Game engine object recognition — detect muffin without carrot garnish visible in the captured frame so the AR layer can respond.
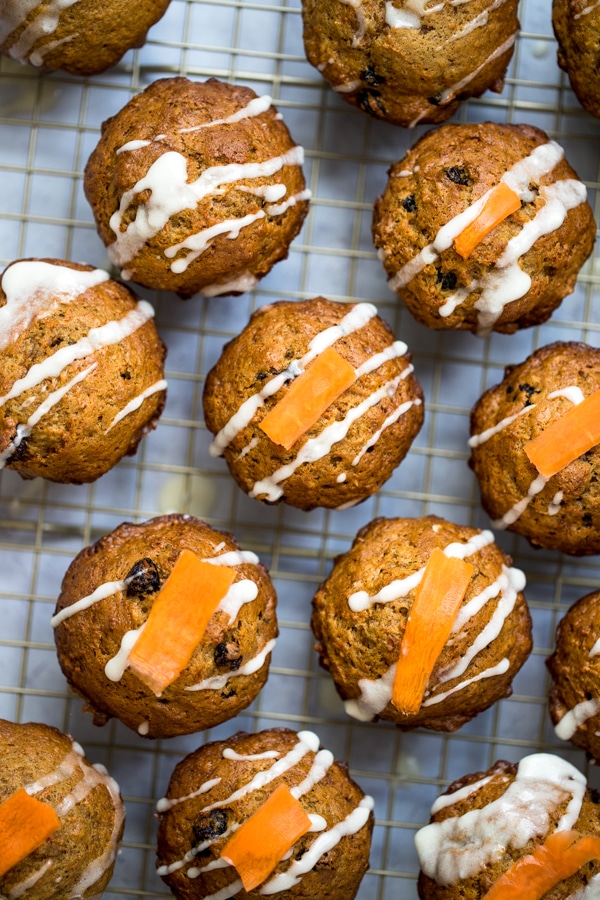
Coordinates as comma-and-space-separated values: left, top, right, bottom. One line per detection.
372, 122, 595, 336
52, 514, 278, 739
553, 0, 600, 119
0, 0, 171, 74
469, 342, 600, 556
416, 753, 600, 899
0, 718, 125, 900
203, 297, 424, 511
311, 515, 531, 731
0, 258, 166, 484
547, 590, 600, 761
301, 0, 519, 128
155, 728, 374, 899
84, 77, 310, 299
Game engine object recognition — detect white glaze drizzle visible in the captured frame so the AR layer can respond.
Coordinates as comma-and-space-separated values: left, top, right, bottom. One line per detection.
239, 184, 287, 202
437, 0, 509, 48
548, 491, 563, 515
569, 873, 600, 898
235, 436, 258, 461
438, 31, 516, 104
156, 777, 222, 813
415, 753, 587, 886
137, 720, 150, 736
338, 0, 367, 45
166, 210, 266, 274
104, 378, 167, 433
7, 859, 53, 899
348, 528, 494, 612
0, 301, 155, 409
199, 271, 258, 298
209, 302, 378, 456
105, 625, 145, 682
590, 638, 600, 658
468, 405, 534, 448
555, 698, 600, 740
108, 146, 305, 272
332, 79, 363, 93
265, 188, 312, 217
3, 0, 83, 66
183, 637, 276, 691
574, 0, 600, 17
222, 749, 281, 761
0, 260, 108, 351
352, 396, 421, 467
430, 775, 494, 814
421, 658, 510, 706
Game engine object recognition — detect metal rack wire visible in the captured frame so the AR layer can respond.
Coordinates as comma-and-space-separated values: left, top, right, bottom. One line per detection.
1, 0, 600, 896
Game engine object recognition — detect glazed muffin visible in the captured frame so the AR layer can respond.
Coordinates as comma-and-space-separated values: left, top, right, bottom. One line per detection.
0, 719, 125, 900
203, 297, 424, 511
302, 0, 519, 127
373, 122, 595, 336
553, 0, 600, 119
84, 77, 310, 298
416, 753, 600, 898
0, 0, 171, 75
311, 516, 531, 731
0, 258, 166, 484
469, 342, 600, 555
547, 590, 600, 760
156, 728, 374, 898
52, 514, 278, 739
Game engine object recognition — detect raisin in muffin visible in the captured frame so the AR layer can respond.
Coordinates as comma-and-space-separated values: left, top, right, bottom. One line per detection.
52, 514, 278, 739
0, 719, 125, 900
302, 0, 519, 127
469, 342, 600, 555
203, 297, 424, 511
84, 77, 310, 298
0, 258, 166, 484
553, 0, 600, 119
0, 0, 171, 74
547, 590, 600, 760
311, 516, 531, 731
373, 122, 595, 336
156, 728, 374, 898
416, 753, 600, 898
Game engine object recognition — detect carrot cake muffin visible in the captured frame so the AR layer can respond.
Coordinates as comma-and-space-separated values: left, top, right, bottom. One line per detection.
553, 0, 600, 119
416, 753, 600, 898
0, 258, 166, 484
203, 297, 424, 511
84, 77, 310, 298
469, 342, 600, 555
372, 122, 595, 335
311, 516, 531, 731
0, 0, 171, 75
0, 718, 125, 900
52, 514, 278, 739
547, 589, 600, 761
302, 0, 519, 127
156, 728, 374, 899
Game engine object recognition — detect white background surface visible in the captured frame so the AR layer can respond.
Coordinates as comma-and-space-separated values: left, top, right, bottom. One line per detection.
1, 0, 600, 896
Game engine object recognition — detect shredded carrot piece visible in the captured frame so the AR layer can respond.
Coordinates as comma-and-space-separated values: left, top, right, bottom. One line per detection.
524, 388, 600, 479
259, 346, 356, 450
454, 181, 521, 259
127, 549, 235, 695
0, 788, 61, 877
484, 829, 600, 899
221, 783, 312, 891
392, 548, 473, 715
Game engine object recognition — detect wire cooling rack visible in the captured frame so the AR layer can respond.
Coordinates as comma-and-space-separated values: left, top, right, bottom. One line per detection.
1, 0, 600, 896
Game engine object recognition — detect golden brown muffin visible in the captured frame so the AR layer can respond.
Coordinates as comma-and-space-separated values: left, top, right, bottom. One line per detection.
311, 516, 532, 731
416, 754, 600, 898
553, 0, 600, 119
84, 77, 310, 298
547, 590, 600, 761
372, 122, 595, 335
52, 514, 278, 739
469, 342, 600, 555
203, 297, 424, 511
0, 0, 171, 75
156, 728, 374, 899
0, 719, 125, 900
302, 0, 519, 127
0, 258, 166, 484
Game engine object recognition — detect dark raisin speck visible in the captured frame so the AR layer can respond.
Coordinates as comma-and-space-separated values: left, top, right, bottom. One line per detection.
126, 558, 160, 596
506, 385, 514, 394
192, 810, 228, 848
583, 513, 593, 527
436, 269, 457, 292
256, 372, 268, 381
428, 93, 443, 106
360, 65, 385, 86
356, 89, 387, 117
221, 687, 236, 699
120, 371, 131, 380
214, 641, 243, 670
445, 167, 471, 186
518, 383, 541, 406
8, 435, 29, 463
402, 194, 417, 212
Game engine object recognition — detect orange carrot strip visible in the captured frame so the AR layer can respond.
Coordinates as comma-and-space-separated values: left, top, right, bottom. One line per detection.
127, 549, 235, 695
524, 388, 600, 479
221, 783, 312, 891
454, 182, 521, 259
484, 829, 600, 900
0, 788, 61, 877
392, 548, 473, 715
259, 346, 356, 450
